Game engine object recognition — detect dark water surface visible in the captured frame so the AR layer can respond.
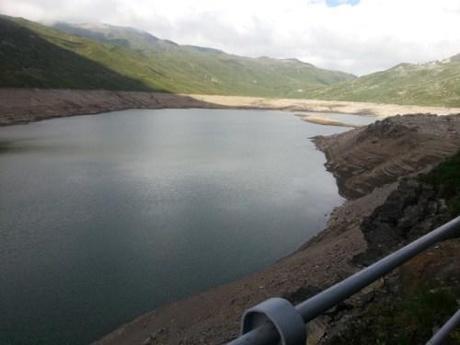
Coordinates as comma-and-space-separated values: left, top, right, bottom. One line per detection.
0, 109, 355, 345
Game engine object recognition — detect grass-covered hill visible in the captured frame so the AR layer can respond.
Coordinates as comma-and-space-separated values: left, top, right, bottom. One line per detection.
0, 16, 151, 91
0, 15, 355, 97
309, 55, 460, 107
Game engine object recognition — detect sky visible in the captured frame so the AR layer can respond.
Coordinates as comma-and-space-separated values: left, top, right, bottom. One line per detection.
1, 0, 459, 75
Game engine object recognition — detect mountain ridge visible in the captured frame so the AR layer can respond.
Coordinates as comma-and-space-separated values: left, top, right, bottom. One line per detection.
0, 14, 355, 97
309, 53, 460, 107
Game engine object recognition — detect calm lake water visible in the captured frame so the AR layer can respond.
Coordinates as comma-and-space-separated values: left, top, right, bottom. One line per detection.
0, 109, 370, 345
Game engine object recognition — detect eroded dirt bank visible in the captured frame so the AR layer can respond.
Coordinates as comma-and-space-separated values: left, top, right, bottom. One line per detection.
94, 114, 460, 345
313, 114, 460, 199
0, 89, 223, 126
2, 88, 460, 126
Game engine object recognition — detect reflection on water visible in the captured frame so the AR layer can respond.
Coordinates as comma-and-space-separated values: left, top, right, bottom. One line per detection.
0, 109, 350, 345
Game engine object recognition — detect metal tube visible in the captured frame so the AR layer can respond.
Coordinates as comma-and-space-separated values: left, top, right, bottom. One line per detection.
227, 216, 460, 345
426, 309, 460, 345
296, 216, 460, 321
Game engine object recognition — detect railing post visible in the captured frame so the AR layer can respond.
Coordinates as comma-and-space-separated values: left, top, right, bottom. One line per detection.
241, 298, 306, 345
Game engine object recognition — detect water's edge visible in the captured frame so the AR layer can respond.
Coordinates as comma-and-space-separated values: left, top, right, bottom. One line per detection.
1, 108, 353, 345
3, 88, 460, 127
90, 112, 364, 345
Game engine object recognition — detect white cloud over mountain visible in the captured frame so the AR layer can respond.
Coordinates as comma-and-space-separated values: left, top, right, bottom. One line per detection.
1, 0, 459, 75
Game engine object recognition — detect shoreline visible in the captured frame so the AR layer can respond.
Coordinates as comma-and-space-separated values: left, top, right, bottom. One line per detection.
92, 175, 397, 345
2, 88, 460, 127
92, 113, 460, 345
296, 113, 363, 128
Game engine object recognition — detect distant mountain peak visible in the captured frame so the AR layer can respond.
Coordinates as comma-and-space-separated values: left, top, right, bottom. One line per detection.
450, 53, 460, 62
52, 21, 162, 50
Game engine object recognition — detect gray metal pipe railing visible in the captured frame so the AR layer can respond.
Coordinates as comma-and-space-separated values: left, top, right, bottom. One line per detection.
227, 216, 460, 345
426, 309, 460, 345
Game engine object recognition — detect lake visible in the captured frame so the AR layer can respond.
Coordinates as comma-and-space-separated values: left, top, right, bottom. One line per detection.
0, 109, 370, 345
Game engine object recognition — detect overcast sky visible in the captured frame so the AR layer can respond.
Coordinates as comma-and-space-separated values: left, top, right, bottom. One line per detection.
1, 0, 459, 75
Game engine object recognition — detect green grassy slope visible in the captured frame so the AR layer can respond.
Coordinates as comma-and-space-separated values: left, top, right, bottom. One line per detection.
0, 15, 355, 97
52, 22, 356, 97
0, 16, 151, 90
309, 56, 460, 107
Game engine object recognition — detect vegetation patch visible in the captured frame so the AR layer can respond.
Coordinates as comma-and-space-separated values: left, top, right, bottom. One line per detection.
420, 150, 460, 217
327, 283, 460, 345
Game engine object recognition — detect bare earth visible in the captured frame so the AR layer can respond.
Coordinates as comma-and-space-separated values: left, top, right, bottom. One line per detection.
295, 113, 362, 128
189, 94, 460, 118
314, 114, 460, 199
2, 88, 460, 126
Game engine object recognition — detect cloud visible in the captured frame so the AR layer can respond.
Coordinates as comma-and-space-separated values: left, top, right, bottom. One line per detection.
326, 0, 360, 7
1, 0, 459, 75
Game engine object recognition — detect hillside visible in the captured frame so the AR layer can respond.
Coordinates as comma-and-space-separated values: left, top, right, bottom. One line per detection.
310, 56, 460, 107
0, 16, 151, 91
0, 15, 355, 97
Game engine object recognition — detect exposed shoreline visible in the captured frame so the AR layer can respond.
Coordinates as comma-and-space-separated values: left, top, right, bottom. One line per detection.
2, 88, 460, 126
295, 113, 362, 128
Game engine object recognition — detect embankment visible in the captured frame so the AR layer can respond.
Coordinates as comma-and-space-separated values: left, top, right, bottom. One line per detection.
93, 114, 460, 345
313, 114, 460, 199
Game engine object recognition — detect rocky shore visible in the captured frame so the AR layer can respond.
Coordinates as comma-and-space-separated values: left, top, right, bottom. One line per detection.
313, 114, 460, 199
92, 114, 460, 345
2, 88, 460, 126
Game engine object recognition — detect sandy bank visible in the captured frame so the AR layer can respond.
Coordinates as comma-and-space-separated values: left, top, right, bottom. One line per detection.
189, 94, 460, 117
295, 113, 361, 128
2, 88, 460, 126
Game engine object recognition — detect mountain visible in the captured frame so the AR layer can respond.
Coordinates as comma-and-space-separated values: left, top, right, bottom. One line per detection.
0, 15, 151, 91
309, 55, 460, 107
52, 22, 176, 51
0, 15, 355, 97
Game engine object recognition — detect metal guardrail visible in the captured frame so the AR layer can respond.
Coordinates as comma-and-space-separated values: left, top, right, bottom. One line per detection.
427, 309, 460, 345
227, 216, 460, 345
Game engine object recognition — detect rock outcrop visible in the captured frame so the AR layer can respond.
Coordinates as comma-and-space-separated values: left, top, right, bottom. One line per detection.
318, 171, 460, 345
314, 114, 460, 199
356, 178, 451, 264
